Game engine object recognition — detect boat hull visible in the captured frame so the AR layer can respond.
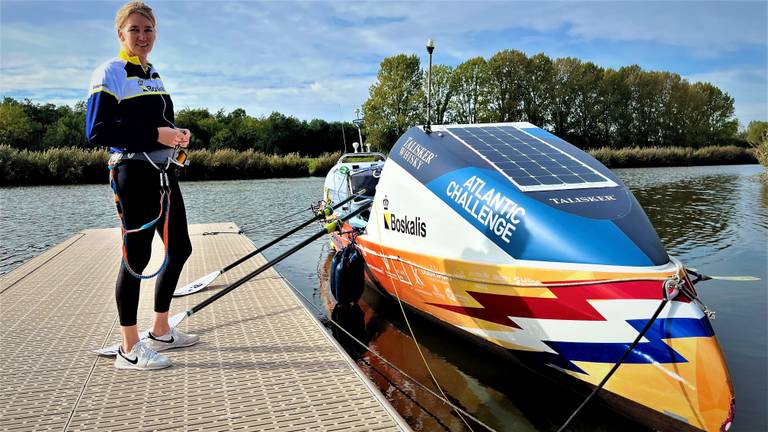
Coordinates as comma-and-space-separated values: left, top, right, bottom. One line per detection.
330, 232, 735, 432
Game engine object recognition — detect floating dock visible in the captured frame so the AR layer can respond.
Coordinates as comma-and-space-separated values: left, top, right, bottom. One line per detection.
0, 223, 407, 431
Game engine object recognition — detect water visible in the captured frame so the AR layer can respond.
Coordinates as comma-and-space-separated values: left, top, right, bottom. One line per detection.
1, 165, 765, 431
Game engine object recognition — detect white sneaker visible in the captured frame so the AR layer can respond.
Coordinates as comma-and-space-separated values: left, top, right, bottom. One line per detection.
146, 327, 200, 352
115, 340, 172, 370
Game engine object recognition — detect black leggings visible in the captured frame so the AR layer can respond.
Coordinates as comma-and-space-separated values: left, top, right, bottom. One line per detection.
112, 161, 192, 326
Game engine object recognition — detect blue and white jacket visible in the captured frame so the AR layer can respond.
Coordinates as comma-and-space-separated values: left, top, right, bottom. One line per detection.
86, 50, 175, 154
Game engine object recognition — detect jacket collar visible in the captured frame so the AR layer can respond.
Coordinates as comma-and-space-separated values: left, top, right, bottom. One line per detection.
119, 50, 150, 72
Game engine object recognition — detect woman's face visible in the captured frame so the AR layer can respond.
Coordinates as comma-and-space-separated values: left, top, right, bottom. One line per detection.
118, 13, 155, 59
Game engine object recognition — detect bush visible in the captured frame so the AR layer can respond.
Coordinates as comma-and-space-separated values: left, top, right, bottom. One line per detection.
308, 152, 342, 176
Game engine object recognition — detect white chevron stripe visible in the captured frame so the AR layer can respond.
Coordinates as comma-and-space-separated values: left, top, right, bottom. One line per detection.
458, 326, 559, 353
589, 299, 705, 321
458, 299, 706, 350
511, 318, 653, 343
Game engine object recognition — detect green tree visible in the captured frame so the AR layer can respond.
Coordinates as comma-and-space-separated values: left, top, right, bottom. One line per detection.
450, 56, 491, 124
626, 69, 665, 147
549, 57, 581, 139
210, 128, 236, 150
746, 120, 768, 146
176, 108, 216, 148
41, 102, 88, 148
700, 83, 738, 146
0, 100, 40, 149
258, 112, 306, 154
486, 50, 527, 122
599, 67, 633, 148
571, 61, 604, 147
363, 54, 424, 151
746, 120, 768, 166
523, 53, 553, 127
684, 82, 711, 147
426, 64, 454, 125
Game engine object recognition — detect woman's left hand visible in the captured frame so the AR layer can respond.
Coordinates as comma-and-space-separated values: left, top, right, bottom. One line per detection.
177, 128, 192, 148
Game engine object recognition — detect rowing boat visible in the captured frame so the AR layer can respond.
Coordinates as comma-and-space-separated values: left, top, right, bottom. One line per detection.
323, 122, 735, 431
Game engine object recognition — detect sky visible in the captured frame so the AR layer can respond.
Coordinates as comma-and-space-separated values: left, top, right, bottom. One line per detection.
1, 0, 766, 127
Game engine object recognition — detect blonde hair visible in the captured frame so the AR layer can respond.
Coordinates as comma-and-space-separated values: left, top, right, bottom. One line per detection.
115, 1, 156, 31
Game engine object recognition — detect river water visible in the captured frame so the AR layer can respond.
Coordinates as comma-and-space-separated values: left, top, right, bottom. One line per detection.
1, 165, 765, 431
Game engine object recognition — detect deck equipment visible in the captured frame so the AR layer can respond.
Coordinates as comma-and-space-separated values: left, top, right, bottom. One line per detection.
173, 190, 368, 297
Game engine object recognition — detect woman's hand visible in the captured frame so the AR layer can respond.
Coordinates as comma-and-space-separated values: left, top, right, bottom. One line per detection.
157, 127, 191, 148
177, 128, 191, 147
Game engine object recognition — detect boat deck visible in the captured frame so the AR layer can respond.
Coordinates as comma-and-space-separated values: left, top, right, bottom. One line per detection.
0, 223, 406, 431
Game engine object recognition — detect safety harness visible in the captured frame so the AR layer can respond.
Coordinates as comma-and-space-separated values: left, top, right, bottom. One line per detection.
109, 148, 188, 279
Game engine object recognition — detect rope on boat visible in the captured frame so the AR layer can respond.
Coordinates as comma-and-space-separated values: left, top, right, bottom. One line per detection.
360, 247, 671, 287
555, 277, 680, 432
284, 252, 498, 431
367, 200, 483, 432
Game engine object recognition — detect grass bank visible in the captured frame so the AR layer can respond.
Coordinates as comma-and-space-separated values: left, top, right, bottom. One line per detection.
0, 145, 757, 186
0, 146, 341, 186
589, 145, 756, 168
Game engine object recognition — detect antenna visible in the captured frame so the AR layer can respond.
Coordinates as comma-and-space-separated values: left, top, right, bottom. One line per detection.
353, 108, 364, 150
425, 38, 435, 133
339, 104, 347, 153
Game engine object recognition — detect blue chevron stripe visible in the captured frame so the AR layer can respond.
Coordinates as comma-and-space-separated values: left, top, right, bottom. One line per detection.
526, 317, 715, 374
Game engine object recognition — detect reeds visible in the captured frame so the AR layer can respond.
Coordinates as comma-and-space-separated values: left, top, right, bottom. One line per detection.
0, 145, 110, 186
0, 145, 756, 186
588, 146, 756, 168
0, 146, 344, 186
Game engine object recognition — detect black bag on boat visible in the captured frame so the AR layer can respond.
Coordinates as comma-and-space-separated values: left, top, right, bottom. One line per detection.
330, 245, 365, 305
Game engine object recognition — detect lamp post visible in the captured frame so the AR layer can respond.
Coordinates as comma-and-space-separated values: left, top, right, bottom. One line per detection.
425, 38, 435, 133
353, 108, 364, 151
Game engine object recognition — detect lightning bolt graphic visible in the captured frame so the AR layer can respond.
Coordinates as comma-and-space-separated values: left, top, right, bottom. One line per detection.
429, 281, 708, 373
429, 280, 673, 328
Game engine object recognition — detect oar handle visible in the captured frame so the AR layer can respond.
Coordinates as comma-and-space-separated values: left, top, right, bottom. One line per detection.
190, 200, 372, 316
221, 189, 367, 273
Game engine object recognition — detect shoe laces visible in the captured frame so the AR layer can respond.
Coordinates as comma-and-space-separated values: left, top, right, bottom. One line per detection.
136, 341, 161, 360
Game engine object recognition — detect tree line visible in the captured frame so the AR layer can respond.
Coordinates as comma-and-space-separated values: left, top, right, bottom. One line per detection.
362, 51, 753, 151
0, 97, 359, 156
3, 46, 765, 158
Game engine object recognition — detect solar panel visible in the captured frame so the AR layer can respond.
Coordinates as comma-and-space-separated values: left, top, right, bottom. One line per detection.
442, 123, 618, 192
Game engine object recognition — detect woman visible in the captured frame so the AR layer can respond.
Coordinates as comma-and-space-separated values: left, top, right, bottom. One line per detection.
86, 1, 198, 370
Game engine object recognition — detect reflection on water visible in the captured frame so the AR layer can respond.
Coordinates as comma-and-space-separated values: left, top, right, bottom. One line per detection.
632, 174, 738, 259
1, 166, 765, 431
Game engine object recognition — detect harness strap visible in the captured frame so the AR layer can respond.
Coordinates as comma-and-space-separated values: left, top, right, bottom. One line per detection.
109, 162, 172, 280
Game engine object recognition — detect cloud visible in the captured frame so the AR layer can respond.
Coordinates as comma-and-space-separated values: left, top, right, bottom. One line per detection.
1, 1, 765, 123
685, 67, 768, 126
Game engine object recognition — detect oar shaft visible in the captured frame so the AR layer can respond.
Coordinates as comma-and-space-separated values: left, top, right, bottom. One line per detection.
221, 190, 365, 273
190, 201, 371, 316
221, 218, 316, 272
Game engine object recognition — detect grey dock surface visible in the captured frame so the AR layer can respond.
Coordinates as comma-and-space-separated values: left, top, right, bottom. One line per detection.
1, 223, 407, 431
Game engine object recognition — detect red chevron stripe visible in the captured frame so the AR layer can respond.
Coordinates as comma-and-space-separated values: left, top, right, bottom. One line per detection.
430, 280, 669, 327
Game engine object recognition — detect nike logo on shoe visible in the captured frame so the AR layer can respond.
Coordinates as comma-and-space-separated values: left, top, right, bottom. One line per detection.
149, 332, 174, 344
119, 348, 139, 365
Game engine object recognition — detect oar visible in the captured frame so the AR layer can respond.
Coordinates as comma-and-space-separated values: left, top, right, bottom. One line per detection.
96, 200, 371, 356
686, 268, 761, 283
174, 190, 367, 297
